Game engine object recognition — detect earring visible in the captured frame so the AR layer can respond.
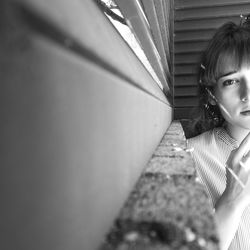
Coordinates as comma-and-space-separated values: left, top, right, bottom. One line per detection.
241, 96, 248, 102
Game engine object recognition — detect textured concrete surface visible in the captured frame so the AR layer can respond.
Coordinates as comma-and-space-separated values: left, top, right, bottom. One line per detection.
99, 121, 219, 250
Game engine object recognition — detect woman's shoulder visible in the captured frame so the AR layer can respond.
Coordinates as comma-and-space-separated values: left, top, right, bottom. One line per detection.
187, 127, 222, 150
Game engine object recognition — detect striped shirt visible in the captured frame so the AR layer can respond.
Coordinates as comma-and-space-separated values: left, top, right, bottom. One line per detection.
187, 127, 250, 250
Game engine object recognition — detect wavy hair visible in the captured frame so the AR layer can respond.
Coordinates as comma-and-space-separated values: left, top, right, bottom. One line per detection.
190, 18, 250, 137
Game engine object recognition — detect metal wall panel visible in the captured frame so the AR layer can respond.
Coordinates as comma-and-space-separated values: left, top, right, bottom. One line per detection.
116, 0, 174, 98
13, 0, 167, 103
0, 36, 172, 250
1, 1, 173, 249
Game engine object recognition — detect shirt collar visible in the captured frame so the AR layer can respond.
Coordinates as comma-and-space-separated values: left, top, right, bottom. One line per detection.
215, 127, 239, 149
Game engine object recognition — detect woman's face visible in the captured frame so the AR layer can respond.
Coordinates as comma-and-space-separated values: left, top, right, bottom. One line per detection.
213, 59, 250, 140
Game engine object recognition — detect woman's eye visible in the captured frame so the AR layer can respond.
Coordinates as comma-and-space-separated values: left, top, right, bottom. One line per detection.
223, 79, 239, 86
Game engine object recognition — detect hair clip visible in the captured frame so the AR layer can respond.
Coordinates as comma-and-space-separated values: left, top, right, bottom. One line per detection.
240, 14, 250, 26
200, 64, 206, 70
205, 87, 218, 103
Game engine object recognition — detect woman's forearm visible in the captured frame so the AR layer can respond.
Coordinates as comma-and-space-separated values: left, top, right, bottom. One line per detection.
215, 191, 245, 250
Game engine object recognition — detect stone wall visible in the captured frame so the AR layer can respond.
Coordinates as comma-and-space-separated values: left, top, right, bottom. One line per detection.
100, 121, 219, 250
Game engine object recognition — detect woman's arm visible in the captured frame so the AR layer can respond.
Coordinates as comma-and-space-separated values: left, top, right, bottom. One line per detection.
215, 187, 246, 250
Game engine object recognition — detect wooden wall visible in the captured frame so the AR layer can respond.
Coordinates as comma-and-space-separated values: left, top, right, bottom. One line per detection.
174, 0, 250, 119
0, 1, 173, 250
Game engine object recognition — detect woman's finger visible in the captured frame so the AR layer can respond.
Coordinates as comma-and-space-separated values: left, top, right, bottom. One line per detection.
226, 166, 246, 189
240, 150, 250, 172
234, 132, 250, 165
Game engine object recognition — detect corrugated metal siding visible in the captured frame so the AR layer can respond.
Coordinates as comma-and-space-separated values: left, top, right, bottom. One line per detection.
142, 0, 174, 97
116, 0, 174, 100
1, 1, 174, 250
174, 0, 250, 119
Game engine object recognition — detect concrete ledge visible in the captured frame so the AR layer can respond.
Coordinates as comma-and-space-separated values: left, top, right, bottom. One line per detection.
100, 121, 219, 250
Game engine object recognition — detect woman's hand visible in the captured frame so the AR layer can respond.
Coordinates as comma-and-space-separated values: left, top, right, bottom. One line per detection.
214, 132, 250, 250
224, 132, 250, 209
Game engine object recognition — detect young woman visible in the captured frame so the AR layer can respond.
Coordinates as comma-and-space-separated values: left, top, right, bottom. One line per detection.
187, 17, 250, 250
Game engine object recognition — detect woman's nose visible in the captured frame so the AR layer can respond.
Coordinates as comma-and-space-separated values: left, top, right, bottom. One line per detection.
241, 78, 250, 102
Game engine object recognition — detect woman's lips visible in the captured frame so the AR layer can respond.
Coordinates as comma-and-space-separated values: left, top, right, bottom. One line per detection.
241, 110, 250, 116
